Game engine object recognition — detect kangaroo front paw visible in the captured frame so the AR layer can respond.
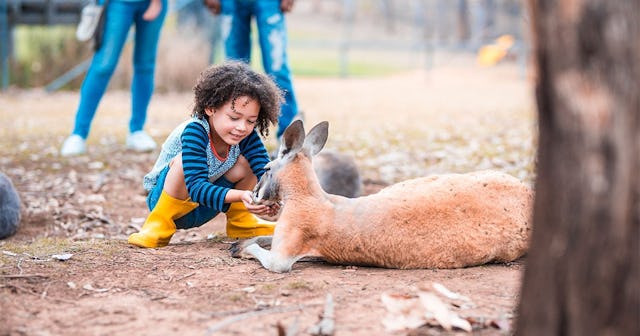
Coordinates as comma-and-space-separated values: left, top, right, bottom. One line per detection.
229, 241, 243, 258
229, 237, 263, 258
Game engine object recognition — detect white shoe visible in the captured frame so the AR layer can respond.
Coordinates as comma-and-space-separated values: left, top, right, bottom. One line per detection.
61, 135, 87, 156
126, 131, 157, 152
76, 3, 104, 42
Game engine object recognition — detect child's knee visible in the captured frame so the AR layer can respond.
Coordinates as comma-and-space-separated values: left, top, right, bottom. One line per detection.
224, 155, 253, 184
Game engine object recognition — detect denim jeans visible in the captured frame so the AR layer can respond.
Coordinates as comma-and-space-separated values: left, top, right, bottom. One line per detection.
220, 0, 298, 138
72, 0, 167, 139
147, 165, 234, 229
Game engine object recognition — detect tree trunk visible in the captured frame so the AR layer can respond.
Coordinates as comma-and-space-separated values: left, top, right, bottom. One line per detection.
517, 1, 640, 335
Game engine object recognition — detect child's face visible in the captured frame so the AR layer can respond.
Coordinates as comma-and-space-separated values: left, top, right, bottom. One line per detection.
206, 96, 260, 145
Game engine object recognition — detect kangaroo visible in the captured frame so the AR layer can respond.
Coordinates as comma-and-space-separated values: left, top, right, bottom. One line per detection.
313, 149, 362, 198
232, 120, 533, 273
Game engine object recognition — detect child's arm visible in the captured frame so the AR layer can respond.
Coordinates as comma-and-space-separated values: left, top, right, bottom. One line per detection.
181, 122, 232, 212
238, 130, 271, 179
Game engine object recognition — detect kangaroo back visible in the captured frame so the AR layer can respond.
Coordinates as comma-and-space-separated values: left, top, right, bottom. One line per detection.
312, 171, 532, 269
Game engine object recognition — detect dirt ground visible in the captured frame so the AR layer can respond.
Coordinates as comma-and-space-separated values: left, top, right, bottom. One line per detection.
0, 60, 535, 335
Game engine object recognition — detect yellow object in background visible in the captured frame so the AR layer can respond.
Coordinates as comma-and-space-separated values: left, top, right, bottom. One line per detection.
477, 35, 515, 67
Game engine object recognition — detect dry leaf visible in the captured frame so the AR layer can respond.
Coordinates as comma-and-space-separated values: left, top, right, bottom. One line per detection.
83, 283, 109, 292
381, 293, 426, 331
432, 282, 471, 302
51, 253, 73, 261
419, 292, 454, 330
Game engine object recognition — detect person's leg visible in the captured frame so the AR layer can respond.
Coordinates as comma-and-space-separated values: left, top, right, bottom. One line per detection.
70, 0, 135, 140
221, 0, 253, 62
129, 154, 199, 248
129, 0, 167, 135
201, 3, 222, 63
255, 0, 298, 138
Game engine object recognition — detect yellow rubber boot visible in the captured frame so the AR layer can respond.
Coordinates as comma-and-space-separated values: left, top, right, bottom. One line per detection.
128, 190, 198, 248
225, 202, 276, 239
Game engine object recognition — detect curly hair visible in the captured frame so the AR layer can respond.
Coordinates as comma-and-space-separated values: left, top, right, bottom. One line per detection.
192, 61, 283, 137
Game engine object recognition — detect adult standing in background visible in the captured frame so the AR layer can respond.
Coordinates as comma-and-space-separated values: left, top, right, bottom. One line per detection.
61, 0, 168, 156
204, 0, 299, 139
176, 0, 222, 64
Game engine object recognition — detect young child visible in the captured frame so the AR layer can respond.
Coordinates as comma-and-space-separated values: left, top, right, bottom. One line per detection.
128, 61, 282, 248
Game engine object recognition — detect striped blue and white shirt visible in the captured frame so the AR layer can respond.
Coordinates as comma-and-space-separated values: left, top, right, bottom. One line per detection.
143, 117, 270, 211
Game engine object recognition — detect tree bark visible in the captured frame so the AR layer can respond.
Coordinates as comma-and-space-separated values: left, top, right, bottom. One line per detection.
517, 1, 640, 335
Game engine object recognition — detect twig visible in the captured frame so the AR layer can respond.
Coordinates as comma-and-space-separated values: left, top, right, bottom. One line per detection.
40, 281, 54, 299
91, 173, 106, 192
308, 293, 335, 336
286, 316, 300, 336
175, 272, 196, 281
46, 296, 79, 304
0, 274, 49, 279
206, 304, 308, 335
277, 316, 300, 336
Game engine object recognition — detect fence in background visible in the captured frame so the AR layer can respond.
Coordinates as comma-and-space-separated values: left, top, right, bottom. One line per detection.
0, 0, 528, 91
1, 0, 84, 89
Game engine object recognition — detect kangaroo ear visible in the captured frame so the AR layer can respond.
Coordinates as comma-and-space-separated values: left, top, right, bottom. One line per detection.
277, 119, 305, 159
303, 121, 329, 156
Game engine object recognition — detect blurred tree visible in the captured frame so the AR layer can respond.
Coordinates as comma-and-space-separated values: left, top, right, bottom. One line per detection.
517, 0, 639, 335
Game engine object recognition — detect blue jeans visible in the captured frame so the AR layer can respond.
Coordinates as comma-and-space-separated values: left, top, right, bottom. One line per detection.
71, 0, 167, 139
146, 166, 234, 229
221, 0, 298, 138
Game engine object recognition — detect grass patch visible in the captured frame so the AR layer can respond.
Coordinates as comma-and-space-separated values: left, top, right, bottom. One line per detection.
0, 238, 122, 264
260, 283, 277, 293
250, 47, 410, 77
285, 280, 313, 290
1, 237, 77, 258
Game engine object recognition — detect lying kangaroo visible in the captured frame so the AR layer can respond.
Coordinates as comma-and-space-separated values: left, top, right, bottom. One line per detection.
232, 120, 533, 273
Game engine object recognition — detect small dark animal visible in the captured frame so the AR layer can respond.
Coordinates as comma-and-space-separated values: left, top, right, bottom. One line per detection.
313, 149, 361, 198
0, 172, 21, 239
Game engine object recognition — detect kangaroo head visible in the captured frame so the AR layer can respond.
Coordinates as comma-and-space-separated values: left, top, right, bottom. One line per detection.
252, 120, 329, 205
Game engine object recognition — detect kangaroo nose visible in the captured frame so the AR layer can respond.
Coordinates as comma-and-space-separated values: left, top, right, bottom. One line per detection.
251, 191, 262, 204
251, 184, 264, 204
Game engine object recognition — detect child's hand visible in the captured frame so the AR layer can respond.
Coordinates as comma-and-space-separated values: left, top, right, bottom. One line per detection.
241, 191, 277, 217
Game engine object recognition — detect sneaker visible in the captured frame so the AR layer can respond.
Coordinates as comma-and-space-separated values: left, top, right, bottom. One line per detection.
126, 131, 157, 152
76, 3, 103, 42
61, 135, 87, 156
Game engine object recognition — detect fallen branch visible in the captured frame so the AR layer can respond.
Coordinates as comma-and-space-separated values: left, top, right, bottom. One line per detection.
0, 274, 49, 279
308, 293, 335, 335
174, 272, 196, 282
206, 303, 311, 335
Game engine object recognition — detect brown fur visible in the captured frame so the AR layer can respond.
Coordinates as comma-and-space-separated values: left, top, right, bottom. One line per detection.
238, 121, 533, 272
275, 155, 531, 269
